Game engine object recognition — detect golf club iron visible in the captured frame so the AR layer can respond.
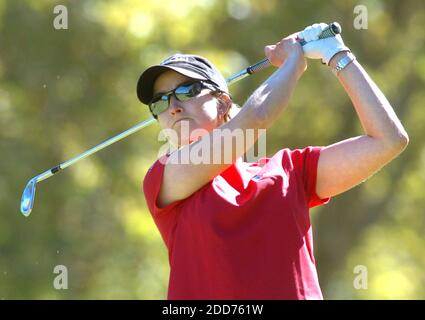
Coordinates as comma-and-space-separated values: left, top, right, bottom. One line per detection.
20, 22, 341, 216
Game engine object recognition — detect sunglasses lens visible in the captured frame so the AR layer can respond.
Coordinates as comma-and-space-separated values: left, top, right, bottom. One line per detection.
150, 82, 206, 117
150, 98, 169, 117
175, 82, 202, 101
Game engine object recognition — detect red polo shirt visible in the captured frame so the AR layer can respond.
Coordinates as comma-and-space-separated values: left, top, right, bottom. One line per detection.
143, 146, 331, 299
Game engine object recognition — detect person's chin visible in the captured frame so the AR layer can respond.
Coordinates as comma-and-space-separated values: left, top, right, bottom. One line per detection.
173, 118, 193, 129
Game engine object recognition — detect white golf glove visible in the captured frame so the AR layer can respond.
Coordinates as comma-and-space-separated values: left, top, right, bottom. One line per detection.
298, 23, 350, 65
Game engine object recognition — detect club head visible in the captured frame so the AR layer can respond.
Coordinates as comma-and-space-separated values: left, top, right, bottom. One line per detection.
20, 178, 37, 217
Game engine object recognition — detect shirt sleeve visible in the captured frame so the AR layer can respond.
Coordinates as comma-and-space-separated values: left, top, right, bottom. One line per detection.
142, 155, 185, 247
290, 146, 331, 208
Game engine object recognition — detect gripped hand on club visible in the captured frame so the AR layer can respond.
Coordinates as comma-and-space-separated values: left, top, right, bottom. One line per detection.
264, 32, 306, 74
265, 22, 348, 71
298, 22, 350, 65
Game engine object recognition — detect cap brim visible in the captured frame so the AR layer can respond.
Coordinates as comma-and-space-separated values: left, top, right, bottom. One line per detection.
137, 65, 208, 105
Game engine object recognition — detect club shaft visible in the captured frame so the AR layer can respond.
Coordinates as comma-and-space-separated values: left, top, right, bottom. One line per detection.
60, 117, 156, 169
34, 117, 156, 183
226, 58, 271, 85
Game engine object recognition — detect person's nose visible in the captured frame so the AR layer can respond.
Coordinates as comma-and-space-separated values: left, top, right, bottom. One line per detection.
168, 95, 184, 115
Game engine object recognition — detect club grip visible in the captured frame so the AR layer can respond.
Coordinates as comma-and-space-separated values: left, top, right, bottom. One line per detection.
226, 22, 342, 85
249, 22, 341, 74
247, 58, 271, 74
299, 22, 341, 46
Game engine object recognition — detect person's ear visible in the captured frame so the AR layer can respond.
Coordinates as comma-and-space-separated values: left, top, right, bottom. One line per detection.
217, 93, 232, 118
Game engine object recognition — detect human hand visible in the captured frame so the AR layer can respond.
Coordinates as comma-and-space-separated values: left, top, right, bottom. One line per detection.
264, 34, 306, 74
299, 23, 350, 65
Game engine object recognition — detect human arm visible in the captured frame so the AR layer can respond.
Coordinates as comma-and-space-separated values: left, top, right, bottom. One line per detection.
298, 23, 409, 199
316, 52, 408, 198
158, 37, 306, 207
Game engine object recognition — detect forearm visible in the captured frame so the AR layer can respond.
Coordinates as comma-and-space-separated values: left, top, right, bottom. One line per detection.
330, 52, 409, 145
240, 54, 305, 129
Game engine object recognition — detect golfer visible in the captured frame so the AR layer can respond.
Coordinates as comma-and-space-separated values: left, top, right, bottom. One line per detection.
137, 23, 408, 299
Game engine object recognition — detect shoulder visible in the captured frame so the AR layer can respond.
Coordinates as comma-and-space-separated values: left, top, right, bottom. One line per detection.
257, 147, 325, 178
143, 154, 170, 192
280, 146, 325, 169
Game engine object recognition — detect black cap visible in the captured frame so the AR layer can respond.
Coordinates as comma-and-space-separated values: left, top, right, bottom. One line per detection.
137, 53, 229, 105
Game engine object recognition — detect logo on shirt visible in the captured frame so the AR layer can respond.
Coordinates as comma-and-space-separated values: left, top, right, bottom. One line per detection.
252, 175, 262, 182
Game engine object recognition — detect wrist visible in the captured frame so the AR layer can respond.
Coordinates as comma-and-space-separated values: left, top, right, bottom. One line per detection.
330, 51, 356, 76
328, 50, 350, 69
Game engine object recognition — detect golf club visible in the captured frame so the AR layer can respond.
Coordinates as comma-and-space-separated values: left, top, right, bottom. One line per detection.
20, 22, 341, 217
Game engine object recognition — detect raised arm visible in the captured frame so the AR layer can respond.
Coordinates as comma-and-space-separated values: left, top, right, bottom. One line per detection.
316, 52, 408, 199
158, 37, 306, 207
297, 23, 409, 199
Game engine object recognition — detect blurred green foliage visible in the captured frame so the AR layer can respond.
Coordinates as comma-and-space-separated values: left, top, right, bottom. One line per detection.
0, 0, 424, 299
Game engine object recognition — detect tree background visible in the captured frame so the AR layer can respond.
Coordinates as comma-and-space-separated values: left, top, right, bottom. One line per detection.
0, 0, 424, 299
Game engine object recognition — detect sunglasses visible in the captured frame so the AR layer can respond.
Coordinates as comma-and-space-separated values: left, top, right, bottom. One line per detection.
149, 81, 219, 118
